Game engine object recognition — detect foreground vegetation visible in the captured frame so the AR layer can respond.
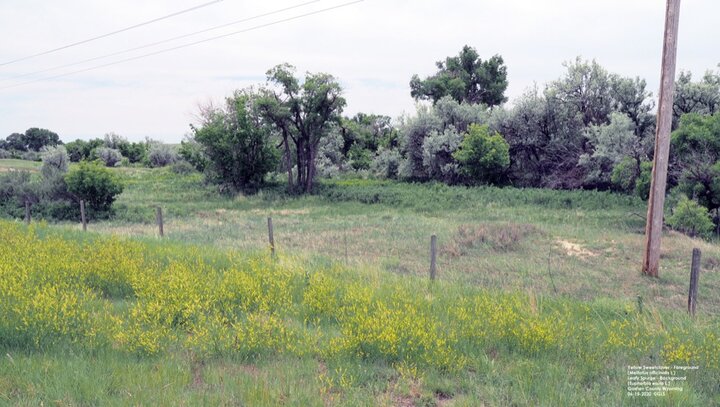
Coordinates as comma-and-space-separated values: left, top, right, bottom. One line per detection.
1, 221, 718, 406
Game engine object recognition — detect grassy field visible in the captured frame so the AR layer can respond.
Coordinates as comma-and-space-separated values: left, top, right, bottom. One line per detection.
1, 162, 719, 405
58, 166, 720, 316
0, 159, 40, 172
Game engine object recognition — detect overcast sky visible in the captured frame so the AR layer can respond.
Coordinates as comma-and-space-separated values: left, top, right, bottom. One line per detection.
0, 0, 718, 143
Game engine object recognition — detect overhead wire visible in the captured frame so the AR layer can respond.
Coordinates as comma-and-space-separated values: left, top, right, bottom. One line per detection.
1, 0, 324, 83
0, 0, 364, 91
0, 0, 224, 67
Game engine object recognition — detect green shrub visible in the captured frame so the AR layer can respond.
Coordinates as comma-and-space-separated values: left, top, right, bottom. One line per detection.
65, 161, 124, 213
666, 196, 714, 238
92, 147, 123, 167
40, 145, 70, 178
453, 124, 509, 184
148, 144, 179, 168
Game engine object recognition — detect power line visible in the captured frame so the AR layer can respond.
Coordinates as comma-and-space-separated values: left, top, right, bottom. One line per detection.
2, 0, 323, 83
0, 0, 224, 67
0, 0, 364, 91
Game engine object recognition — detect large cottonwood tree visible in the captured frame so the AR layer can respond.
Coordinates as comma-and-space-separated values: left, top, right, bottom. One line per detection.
257, 63, 345, 193
410, 45, 508, 107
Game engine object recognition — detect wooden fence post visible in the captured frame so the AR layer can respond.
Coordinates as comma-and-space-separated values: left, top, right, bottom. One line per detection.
430, 234, 437, 281
80, 200, 87, 231
24, 200, 31, 225
156, 206, 164, 237
688, 248, 701, 317
268, 217, 275, 257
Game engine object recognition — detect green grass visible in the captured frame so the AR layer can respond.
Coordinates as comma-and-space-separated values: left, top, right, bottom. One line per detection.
43, 166, 719, 317
0, 158, 40, 171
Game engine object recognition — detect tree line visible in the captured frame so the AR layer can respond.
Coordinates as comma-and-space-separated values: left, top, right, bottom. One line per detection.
177, 45, 719, 235
2, 45, 719, 235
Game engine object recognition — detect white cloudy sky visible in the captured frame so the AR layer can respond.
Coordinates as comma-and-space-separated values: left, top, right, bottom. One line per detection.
0, 0, 718, 143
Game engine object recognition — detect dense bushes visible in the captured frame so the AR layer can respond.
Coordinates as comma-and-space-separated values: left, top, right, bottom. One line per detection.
0, 157, 125, 221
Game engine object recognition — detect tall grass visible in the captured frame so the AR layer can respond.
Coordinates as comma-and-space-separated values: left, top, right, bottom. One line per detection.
1, 221, 718, 405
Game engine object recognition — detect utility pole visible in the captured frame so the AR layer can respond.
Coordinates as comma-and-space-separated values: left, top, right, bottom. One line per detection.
642, 0, 681, 278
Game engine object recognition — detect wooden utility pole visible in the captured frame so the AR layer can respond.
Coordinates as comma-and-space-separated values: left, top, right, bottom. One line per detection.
642, 0, 681, 278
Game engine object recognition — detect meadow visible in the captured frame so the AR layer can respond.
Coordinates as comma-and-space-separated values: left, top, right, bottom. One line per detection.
72, 165, 720, 316
1, 160, 719, 405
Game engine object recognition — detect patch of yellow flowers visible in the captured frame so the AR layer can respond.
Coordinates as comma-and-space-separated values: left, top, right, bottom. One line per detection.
0, 220, 717, 374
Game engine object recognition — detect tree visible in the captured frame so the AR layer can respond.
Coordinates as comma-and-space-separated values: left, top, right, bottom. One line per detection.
547, 57, 613, 129
422, 127, 463, 183
399, 96, 488, 181
3, 133, 27, 151
671, 112, 720, 212
103, 132, 147, 163
192, 90, 279, 192
65, 140, 87, 162
399, 105, 442, 180
340, 113, 397, 156
65, 138, 104, 162
673, 68, 720, 128
491, 59, 655, 190
178, 136, 209, 172
490, 85, 585, 188
257, 63, 346, 193
23, 128, 61, 151
410, 45, 508, 106
610, 75, 656, 143
453, 124, 509, 184
579, 112, 637, 188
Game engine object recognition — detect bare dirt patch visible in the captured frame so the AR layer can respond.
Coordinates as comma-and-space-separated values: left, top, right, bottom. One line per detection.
556, 239, 598, 258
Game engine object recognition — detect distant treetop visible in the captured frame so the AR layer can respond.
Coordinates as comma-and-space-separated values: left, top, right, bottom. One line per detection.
410, 45, 508, 107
